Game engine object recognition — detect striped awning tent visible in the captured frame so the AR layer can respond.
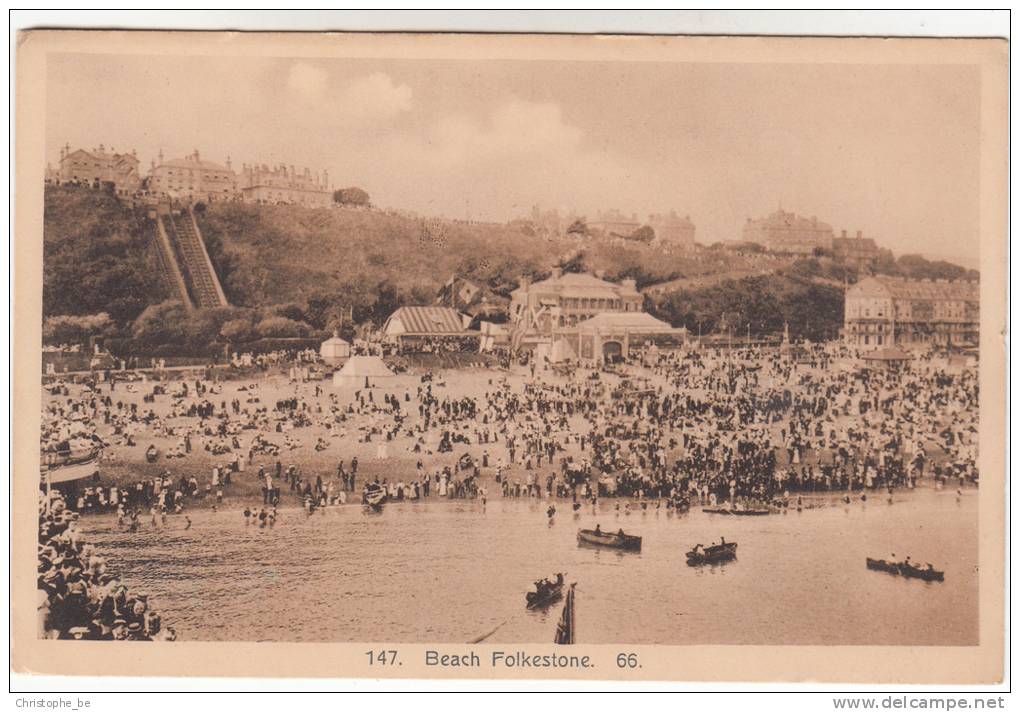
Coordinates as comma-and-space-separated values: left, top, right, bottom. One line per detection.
383, 306, 469, 337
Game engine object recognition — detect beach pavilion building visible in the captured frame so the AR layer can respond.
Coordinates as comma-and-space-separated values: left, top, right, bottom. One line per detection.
382, 306, 478, 352
509, 269, 687, 362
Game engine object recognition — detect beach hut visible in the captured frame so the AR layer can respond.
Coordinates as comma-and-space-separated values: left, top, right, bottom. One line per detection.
319, 334, 351, 364
331, 355, 395, 388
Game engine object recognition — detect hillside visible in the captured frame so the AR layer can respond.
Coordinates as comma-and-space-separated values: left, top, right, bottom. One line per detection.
43, 184, 167, 323
45, 185, 970, 352
195, 201, 773, 316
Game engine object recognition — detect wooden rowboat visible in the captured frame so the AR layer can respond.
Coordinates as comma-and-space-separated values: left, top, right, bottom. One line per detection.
866, 557, 945, 582
702, 507, 770, 516
686, 541, 737, 566
526, 581, 564, 610
577, 528, 642, 551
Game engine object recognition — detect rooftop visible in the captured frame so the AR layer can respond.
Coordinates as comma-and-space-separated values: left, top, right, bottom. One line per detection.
517, 271, 640, 298
578, 312, 678, 331
850, 275, 979, 301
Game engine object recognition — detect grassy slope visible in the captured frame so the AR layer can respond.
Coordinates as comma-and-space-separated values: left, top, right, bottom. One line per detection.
45, 186, 773, 325
43, 185, 165, 322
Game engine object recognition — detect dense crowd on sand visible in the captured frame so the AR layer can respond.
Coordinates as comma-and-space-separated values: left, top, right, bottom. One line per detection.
41, 341, 978, 521
38, 489, 175, 640
37, 341, 979, 640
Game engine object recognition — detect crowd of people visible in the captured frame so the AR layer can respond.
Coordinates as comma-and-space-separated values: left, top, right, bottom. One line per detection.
38, 489, 175, 641
42, 340, 978, 517
37, 339, 978, 641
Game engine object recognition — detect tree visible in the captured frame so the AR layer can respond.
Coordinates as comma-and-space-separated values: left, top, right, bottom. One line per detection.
42, 313, 115, 346
131, 301, 190, 348
254, 316, 311, 339
630, 225, 655, 243
267, 302, 307, 323
557, 250, 587, 274
220, 318, 255, 343
333, 187, 371, 207
566, 219, 588, 236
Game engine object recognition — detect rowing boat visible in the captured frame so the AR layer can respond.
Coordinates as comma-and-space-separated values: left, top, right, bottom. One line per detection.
702, 507, 770, 516
526, 581, 564, 609
686, 541, 738, 565
866, 557, 945, 582
577, 528, 642, 551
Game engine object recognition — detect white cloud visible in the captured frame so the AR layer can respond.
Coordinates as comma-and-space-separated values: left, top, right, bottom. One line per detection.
287, 62, 328, 100
340, 72, 413, 121
372, 97, 627, 218
393, 98, 584, 170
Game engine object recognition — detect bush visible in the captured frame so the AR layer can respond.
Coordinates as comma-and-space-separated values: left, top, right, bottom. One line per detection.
42, 312, 114, 346
131, 300, 190, 347
220, 319, 255, 343
254, 316, 311, 339
333, 187, 371, 206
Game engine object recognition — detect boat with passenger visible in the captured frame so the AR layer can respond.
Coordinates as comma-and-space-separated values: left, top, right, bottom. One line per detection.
866, 557, 945, 582
526, 573, 565, 609
577, 526, 642, 551
702, 506, 770, 516
686, 540, 738, 565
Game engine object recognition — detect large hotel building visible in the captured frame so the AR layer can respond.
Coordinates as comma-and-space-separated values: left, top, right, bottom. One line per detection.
843, 275, 979, 349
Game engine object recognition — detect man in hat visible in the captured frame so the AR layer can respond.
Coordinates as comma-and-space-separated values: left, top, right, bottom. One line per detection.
127, 621, 147, 640
37, 589, 53, 638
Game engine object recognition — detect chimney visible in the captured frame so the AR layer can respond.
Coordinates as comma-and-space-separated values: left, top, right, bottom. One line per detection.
551, 267, 563, 279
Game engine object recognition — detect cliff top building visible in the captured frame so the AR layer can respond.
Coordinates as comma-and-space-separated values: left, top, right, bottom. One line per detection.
743, 208, 835, 255
648, 210, 697, 250
832, 229, 883, 271
148, 149, 238, 203
588, 209, 641, 237
56, 143, 141, 194
240, 163, 332, 207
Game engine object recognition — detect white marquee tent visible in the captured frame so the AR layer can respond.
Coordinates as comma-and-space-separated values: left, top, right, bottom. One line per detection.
331, 355, 395, 388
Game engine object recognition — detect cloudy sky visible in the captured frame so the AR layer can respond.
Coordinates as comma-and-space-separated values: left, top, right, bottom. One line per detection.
46, 53, 980, 265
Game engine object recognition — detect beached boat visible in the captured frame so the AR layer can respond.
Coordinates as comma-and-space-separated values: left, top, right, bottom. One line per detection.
40, 448, 101, 485
686, 541, 738, 566
526, 581, 564, 610
866, 557, 945, 582
363, 484, 387, 509
702, 507, 770, 516
577, 528, 642, 551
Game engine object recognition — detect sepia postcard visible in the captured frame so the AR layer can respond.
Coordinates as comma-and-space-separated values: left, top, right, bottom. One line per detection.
11, 29, 1007, 684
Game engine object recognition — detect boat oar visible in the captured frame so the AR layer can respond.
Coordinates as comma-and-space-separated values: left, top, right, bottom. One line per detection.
467, 574, 571, 644
467, 618, 509, 644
